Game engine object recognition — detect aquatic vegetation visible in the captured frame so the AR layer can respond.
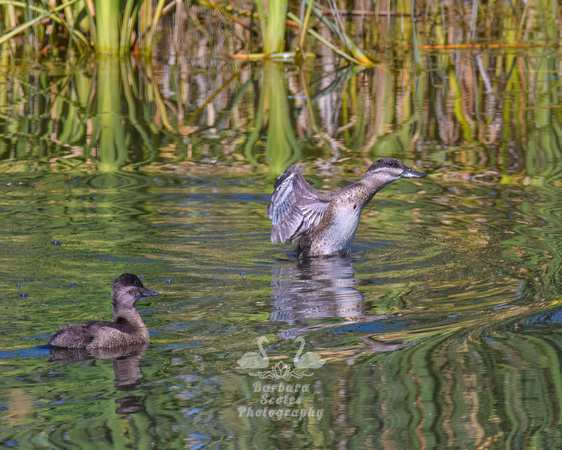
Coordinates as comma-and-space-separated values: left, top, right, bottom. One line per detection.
1, 0, 558, 60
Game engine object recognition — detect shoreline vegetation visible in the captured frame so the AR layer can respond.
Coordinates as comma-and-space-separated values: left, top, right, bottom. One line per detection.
0, 1, 561, 181
1, 0, 559, 61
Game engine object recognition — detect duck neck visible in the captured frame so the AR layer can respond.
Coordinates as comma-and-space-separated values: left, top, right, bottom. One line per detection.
113, 308, 147, 329
363, 174, 398, 192
345, 178, 388, 206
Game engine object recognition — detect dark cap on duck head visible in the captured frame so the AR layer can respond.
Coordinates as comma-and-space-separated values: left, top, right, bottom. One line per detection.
112, 273, 159, 308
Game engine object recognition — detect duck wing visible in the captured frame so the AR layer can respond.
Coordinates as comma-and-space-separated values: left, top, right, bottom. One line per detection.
47, 322, 95, 348
267, 165, 335, 243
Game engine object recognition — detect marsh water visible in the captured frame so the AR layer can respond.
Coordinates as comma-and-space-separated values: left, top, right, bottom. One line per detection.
1, 45, 562, 447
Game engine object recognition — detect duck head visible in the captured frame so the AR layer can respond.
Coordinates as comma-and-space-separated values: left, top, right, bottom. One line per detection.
111, 273, 159, 312
364, 158, 426, 187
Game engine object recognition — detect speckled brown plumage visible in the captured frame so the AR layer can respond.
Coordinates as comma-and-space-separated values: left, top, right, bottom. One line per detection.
47, 274, 158, 349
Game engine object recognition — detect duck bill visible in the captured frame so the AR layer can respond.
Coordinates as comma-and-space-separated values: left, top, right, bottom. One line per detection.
141, 288, 159, 297
401, 166, 426, 178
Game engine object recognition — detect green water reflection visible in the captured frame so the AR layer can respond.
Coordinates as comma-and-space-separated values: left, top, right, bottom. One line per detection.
1, 47, 562, 447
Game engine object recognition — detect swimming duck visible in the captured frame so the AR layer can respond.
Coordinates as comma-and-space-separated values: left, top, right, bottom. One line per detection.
47, 273, 158, 349
267, 158, 426, 258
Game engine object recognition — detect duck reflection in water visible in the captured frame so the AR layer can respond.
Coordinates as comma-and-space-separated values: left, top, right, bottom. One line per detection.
271, 256, 418, 354
49, 344, 149, 414
271, 255, 369, 326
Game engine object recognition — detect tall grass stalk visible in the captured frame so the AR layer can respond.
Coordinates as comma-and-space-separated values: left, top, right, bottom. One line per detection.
297, 0, 315, 51
94, 0, 122, 54
256, 0, 289, 54
145, 0, 167, 57
287, 11, 361, 64
120, 0, 142, 52
1, 0, 560, 69
306, 1, 379, 65
0, 0, 168, 56
0, 0, 82, 47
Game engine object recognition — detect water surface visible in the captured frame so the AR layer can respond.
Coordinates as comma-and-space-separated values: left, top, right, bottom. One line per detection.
1, 46, 562, 447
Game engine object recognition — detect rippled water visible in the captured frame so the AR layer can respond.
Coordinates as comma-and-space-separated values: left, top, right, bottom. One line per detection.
2, 48, 562, 447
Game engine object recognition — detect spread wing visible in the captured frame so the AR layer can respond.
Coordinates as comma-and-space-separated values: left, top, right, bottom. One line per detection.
267, 165, 334, 243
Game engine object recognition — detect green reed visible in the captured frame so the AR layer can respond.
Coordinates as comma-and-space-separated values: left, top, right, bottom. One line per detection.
0, 0, 166, 56
256, 0, 288, 54
1, 0, 560, 62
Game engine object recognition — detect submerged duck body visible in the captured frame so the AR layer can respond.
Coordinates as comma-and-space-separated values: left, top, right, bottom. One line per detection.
47, 273, 158, 350
267, 158, 426, 258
